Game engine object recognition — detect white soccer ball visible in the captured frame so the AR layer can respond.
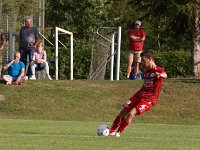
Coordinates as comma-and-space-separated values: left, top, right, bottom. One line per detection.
96, 124, 110, 136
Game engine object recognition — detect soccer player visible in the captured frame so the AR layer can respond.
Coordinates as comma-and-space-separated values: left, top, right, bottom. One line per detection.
109, 51, 167, 137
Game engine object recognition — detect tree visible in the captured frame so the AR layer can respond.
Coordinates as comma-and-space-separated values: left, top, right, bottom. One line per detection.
131, 0, 200, 78
186, 0, 200, 78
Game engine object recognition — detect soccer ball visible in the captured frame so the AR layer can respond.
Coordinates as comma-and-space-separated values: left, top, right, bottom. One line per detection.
96, 124, 110, 136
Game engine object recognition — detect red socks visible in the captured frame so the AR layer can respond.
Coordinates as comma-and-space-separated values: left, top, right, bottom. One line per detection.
117, 119, 130, 133
110, 115, 123, 132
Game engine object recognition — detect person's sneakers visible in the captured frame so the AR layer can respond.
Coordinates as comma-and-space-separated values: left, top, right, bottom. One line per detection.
115, 132, 121, 137
29, 75, 36, 80
109, 131, 116, 136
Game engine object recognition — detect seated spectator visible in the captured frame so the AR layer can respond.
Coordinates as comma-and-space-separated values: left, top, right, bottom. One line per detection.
129, 64, 142, 80
2, 51, 28, 85
29, 43, 52, 80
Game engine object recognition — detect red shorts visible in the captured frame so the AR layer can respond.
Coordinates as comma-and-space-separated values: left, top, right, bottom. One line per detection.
123, 95, 153, 115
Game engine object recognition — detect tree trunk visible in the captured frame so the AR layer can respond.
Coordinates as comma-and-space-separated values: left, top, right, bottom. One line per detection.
192, 15, 200, 78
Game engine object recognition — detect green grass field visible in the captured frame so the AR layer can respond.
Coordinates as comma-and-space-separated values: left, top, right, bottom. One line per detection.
0, 79, 200, 149
0, 119, 200, 150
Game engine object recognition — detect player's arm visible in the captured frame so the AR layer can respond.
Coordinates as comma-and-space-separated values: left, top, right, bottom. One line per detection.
155, 72, 167, 79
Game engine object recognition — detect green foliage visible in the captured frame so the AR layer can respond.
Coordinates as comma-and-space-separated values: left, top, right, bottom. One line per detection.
153, 50, 191, 77
45, 45, 191, 79
1, 0, 199, 78
45, 40, 92, 79
73, 40, 92, 79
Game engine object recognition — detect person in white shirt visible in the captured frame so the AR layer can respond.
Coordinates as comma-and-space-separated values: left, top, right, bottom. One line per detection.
29, 43, 52, 80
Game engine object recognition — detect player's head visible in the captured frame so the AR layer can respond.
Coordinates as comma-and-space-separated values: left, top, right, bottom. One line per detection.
135, 20, 141, 29
141, 51, 155, 68
25, 16, 32, 28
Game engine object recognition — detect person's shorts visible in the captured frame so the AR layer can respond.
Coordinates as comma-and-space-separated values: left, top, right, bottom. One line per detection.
3, 75, 27, 82
2, 75, 16, 81
123, 94, 153, 115
128, 50, 142, 63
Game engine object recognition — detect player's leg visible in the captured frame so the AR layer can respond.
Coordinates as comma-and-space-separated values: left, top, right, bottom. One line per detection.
116, 107, 138, 136
126, 51, 134, 79
116, 99, 154, 137
109, 108, 128, 135
110, 96, 137, 136
133, 51, 142, 79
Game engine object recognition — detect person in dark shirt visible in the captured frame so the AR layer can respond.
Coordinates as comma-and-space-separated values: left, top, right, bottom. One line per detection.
19, 16, 40, 77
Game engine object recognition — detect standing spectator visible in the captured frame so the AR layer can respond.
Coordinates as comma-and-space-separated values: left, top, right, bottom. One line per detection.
109, 52, 167, 137
19, 16, 40, 77
126, 20, 146, 79
2, 51, 28, 85
29, 43, 52, 80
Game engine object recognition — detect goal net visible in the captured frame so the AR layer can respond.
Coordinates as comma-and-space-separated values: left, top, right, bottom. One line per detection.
89, 27, 121, 80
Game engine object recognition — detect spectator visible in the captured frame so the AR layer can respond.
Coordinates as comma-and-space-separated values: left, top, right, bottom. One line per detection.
129, 64, 142, 80
126, 20, 146, 79
19, 16, 40, 77
2, 51, 28, 85
29, 43, 52, 80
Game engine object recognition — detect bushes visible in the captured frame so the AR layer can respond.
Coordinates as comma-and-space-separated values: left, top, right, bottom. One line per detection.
45, 44, 192, 79
153, 50, 191, 78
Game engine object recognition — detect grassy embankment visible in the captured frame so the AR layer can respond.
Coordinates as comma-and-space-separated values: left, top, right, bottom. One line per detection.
0, 79, 199, 125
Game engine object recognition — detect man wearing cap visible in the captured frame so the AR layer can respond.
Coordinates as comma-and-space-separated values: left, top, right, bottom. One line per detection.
126, 20, 146, 79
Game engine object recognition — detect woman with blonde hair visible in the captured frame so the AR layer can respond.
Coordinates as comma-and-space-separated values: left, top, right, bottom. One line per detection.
29, 43, 52, 80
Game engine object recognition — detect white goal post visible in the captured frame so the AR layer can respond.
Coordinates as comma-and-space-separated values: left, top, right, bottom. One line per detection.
55, 27, 73, 80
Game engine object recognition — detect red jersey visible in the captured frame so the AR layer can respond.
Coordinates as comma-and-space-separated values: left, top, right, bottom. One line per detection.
128, 29, 146, 51
135, 65, 166, 105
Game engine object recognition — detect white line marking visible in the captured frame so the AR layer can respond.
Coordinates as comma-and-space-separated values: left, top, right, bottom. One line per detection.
0, 133, 200, 142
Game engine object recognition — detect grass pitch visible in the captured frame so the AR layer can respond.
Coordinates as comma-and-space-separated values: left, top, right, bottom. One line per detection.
0, 119, 200, 150
0, 79, 200, 149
